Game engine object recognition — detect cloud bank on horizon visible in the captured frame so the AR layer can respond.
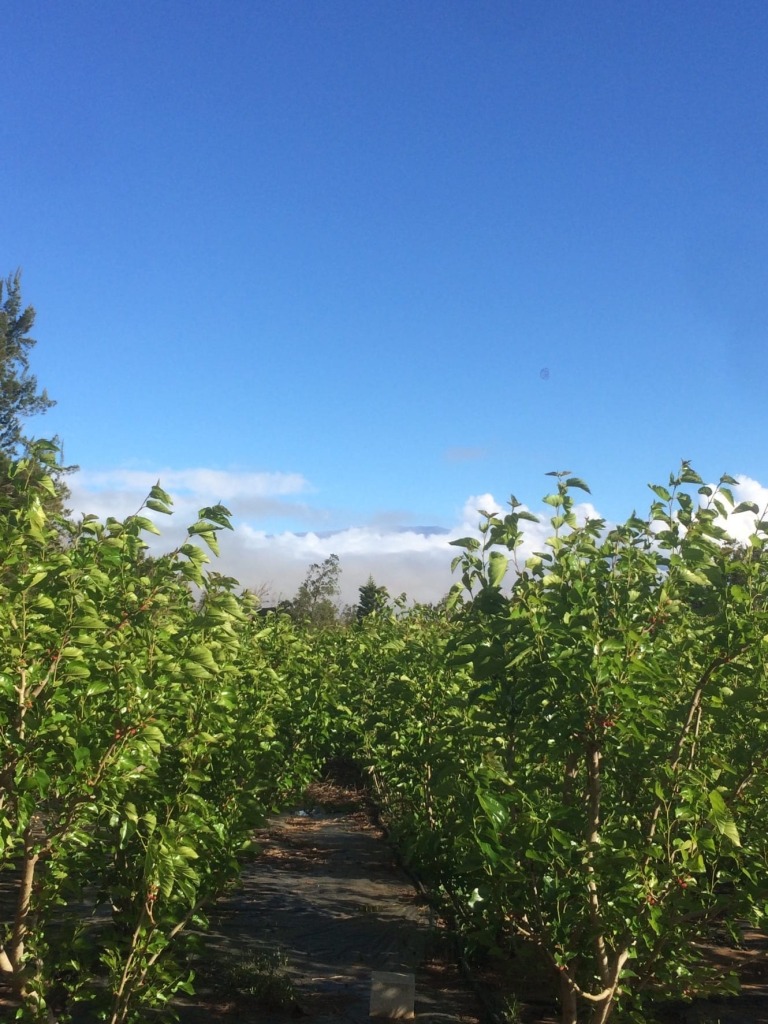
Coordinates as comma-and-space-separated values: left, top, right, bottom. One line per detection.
67, 468, 768, 608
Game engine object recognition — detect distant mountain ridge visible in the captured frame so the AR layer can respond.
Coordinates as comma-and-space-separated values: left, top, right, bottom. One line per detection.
275, 525, 450, 540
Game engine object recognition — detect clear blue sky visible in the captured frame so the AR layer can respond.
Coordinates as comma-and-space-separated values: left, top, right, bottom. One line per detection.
3, 1, 768, 600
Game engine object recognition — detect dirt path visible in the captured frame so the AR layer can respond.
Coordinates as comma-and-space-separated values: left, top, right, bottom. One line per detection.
176, 777, 484, 1023
177, 769, 768, 1024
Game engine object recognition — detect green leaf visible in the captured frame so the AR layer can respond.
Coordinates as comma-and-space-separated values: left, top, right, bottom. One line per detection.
85, 681, 111, 697
679, 567, 710, 587
680, 465, 704, 485
64, 662, 91, 679
477, 789, 508, 829
187, 521, 216, 537
140, 725, 166, 749
180, 542, 208, 563
188, 645, 218, 673
487, 551, 508, 588
733, 501, 759, 515
550, 827, 571, 848
132, 515, 161, 536
449, 537, 481, 552
187, 525, 220, 556
565, 476, 591, 493
150, 483, 173, 505
198, 504, 233, 530
182, 660, 212, 680
467, 888, 484, 907
145, 498, 172, 515
708, 790, 741, 846
60, 646, 84, 659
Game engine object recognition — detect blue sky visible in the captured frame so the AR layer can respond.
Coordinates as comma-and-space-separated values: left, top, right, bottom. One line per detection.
3, 1, 768, 602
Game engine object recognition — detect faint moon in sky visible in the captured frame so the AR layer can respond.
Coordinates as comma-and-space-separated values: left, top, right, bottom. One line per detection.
539, 367, 550, 380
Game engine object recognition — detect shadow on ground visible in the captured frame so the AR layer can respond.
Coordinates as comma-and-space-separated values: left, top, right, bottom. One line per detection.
175, 778, 482, 1023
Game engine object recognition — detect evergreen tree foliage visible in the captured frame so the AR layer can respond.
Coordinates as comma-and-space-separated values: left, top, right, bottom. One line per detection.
356, 575, 390, 620
0, 271, 55, 454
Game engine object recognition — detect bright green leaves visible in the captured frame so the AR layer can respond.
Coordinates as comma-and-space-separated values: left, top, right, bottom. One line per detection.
187, 644, 218, 674
426, 466, 768, 1020
708, 790, 741, 846
4, 453, 768, 1024
187, 520, 221, 556
487, 551, 508, 588
144, 499, 171, 514
185, 505, 232, 558
564, 476, 591, 493
449, 536, 481, 552
144, 483, 174, 516
0, 458, 297, 1022
679, 462, 704, 485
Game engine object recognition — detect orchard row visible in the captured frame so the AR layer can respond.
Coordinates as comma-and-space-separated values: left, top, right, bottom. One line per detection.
2, 450, 768, 1023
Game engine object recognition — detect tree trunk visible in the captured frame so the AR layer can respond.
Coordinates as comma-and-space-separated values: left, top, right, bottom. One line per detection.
559, 972, 579, 1024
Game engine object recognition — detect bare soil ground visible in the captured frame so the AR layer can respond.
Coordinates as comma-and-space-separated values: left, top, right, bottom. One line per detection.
175, 772, 484, 1023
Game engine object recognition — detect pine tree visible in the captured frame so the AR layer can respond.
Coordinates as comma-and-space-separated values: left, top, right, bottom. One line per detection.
356, 576, 390, 621
0, 272, 73, 519
0, 271, 55, 454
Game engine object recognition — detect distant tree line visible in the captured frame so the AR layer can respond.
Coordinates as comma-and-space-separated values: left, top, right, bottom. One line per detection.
278, 553, 392, 627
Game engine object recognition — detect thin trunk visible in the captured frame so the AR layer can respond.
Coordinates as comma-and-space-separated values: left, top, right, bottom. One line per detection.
108, 907, 150, 1024
10, 828, 39, 968
559, 971, 578, 1024
108, 902, 199, 1024
585, 743, 610, 987
587, 948, 630, 1024
647, 653, 734, 848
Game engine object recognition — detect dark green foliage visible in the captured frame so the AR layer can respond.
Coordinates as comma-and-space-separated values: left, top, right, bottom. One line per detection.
356, 575, 390, 621
0, 273, 74, 518
0, 272, 54, 455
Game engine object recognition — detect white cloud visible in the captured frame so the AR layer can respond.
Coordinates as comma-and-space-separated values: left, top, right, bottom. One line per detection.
66, 470, 567, 606
72, 467, 308, 503
714, 475, 768, 543
68, 467, 312, 525
232, 528, 457, 605
73, 466, 727, 607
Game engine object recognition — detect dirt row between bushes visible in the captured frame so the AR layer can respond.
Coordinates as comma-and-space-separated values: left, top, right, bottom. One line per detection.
176, 774, 486, 1023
